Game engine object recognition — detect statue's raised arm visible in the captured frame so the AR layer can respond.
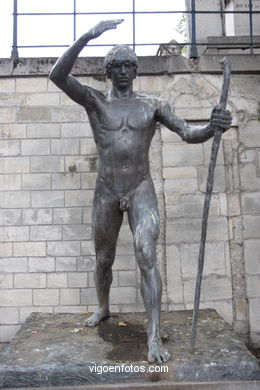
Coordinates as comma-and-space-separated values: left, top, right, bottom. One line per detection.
49, 19, 124, 106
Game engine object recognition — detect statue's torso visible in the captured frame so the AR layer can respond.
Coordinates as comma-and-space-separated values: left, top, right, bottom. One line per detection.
86, 92, 158, 196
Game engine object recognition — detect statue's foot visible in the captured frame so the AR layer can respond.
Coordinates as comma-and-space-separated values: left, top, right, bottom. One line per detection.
147, 339, 170, 364
85, 308, 110, 327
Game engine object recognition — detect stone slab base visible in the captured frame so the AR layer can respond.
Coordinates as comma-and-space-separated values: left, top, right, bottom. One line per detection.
3, 381, 260, 390
0, 310, 259, 388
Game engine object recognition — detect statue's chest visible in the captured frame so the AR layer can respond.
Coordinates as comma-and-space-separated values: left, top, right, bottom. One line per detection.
101, 100, 154, 131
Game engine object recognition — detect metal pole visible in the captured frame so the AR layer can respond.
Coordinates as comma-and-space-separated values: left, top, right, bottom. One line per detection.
73, 0, 76, 41
190, 0, 198, 58
132, 0, 136, 52
248, 0, 253, 53
11, 0, 19, 58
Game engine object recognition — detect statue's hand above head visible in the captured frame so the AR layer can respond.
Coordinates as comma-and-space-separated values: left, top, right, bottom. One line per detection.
211, 104, 232, 133
89, 19, 124, 40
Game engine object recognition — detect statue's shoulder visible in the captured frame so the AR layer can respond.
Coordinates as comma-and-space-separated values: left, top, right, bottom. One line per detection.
85, 85, 107, 100
139, 95, 172, 118
135, 93, 163, 107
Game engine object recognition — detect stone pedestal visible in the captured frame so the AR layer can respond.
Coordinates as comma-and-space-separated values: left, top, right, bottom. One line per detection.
0, 310, 259, 388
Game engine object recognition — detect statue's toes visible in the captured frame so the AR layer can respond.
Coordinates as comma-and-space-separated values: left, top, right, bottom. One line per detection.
85, 316, 97, 327
161, 349, 170, 363
148, 343, 170, 364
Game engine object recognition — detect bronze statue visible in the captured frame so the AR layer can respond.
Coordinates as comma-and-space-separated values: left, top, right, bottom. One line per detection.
49, 20, 232, 364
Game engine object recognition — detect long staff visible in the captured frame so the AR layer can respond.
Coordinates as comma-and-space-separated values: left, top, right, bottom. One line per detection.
190, 57, 232, 351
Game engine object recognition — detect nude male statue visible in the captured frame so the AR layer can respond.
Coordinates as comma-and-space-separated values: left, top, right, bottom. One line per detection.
49, 20, 232, 364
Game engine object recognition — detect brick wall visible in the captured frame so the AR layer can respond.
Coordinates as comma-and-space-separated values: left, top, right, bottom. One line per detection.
0, 56, 259, 347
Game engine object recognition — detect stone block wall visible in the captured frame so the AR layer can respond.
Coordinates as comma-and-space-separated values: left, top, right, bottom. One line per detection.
0, 75, 144, 342
0, 56, 259, 347
160, 73, 233, 325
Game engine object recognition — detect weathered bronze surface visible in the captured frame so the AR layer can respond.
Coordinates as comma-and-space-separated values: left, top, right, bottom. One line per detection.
49, 20, 232, 364
191, 57, 232, 351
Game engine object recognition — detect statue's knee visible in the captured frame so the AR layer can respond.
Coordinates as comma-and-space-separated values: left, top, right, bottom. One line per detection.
133, 212, 159, 269
135, 238, 156, 271
96, 248, 115, 270
137, 253, 156, 275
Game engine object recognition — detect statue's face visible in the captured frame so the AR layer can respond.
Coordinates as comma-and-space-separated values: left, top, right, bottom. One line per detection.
109, 60, 135, 90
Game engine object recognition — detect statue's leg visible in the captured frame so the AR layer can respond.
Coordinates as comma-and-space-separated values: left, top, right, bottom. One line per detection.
86, 184, 123, 327
128, 178, 170, 364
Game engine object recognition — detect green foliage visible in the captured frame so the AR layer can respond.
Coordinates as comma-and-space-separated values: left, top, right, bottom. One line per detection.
175, 14, 188, 56
176, 14, 187, 39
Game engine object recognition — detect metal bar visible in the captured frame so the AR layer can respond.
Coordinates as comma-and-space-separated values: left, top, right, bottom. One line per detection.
16, 10, 260, 15
133, 0, 136, 52
220, 0, 226, 36
11, 3, 260, 56
11, 0, 19, 58
190, 0, 198, 58
16, 41, 260, 49
73, 0, 76, 41
249, 0, 254, 53
187, 10, 260, 13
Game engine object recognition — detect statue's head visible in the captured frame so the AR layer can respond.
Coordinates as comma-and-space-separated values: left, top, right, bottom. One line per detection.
104, 45, 139, 79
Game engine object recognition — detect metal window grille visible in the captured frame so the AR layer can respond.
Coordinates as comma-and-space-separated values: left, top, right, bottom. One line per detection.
11, 0, 259, 59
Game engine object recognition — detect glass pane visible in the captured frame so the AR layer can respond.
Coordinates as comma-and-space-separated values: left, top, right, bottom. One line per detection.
76, 0, 132, 13
235, 13, 250, 35
135, 44, 160, 56
80, 45, 121, 57
18, 16, 73, 46
135, 13, 184, 45
19, 45, 134, 58
0, 0, 13, 57
18, 46, 69, 58
135, 0, 185, 12
17, 0, 74, 13
252, 14, 260, 35
76, 14, 133, 45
